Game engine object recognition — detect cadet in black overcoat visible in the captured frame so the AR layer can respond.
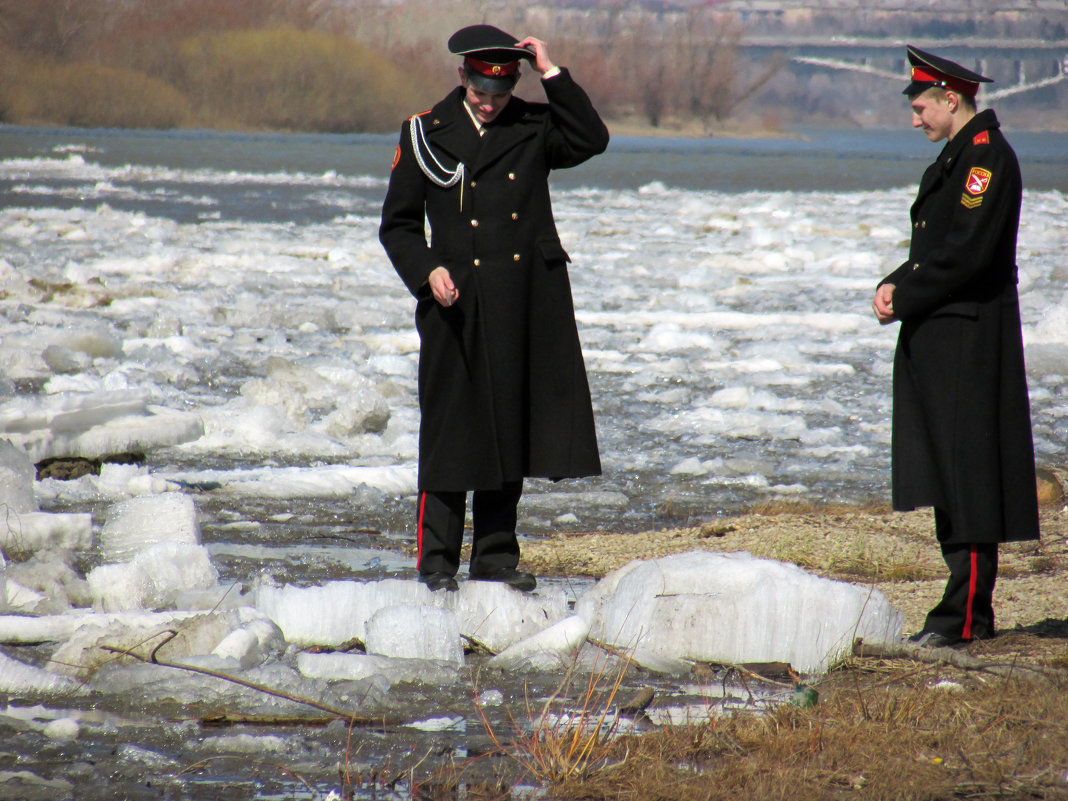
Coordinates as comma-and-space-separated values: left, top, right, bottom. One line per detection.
379, 25, 608, 592
873, 46, 1040, 647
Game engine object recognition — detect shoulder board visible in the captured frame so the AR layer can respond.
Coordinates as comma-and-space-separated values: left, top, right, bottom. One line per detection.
972, 131, 990, 146
408, 109, 432, 122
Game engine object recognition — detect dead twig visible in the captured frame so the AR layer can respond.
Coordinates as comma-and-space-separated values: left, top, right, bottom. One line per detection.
584, 635, 634, 660
851, 638, 1065, 681
101, 629, 399, 727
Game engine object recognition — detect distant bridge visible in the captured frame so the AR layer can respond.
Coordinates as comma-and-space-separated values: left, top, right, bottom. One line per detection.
741, 38, 1068, 99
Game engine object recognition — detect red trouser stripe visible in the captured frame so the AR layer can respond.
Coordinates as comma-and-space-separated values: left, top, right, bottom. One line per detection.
416, 491, 426, 570
962, 545, 978, 640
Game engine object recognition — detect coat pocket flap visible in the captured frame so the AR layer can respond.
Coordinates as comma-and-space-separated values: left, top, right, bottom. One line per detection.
538, 238, 571, 264
931, 301, 980, 319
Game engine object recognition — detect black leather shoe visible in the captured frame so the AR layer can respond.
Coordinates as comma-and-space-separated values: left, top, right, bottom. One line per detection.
469, 567, 537, 592
907, 630, 964, 648
419, 572, 458, 592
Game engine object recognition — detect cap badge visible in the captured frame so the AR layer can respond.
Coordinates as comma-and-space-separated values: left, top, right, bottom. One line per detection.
464, 56, 519, 78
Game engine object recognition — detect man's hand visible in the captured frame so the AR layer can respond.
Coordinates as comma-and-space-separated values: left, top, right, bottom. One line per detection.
873, 283, 897, 324
429, 266, 459, 307
516, 36, 556, 75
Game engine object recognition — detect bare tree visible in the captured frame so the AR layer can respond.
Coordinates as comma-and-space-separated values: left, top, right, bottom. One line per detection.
667, 7, 783, 128
0, 0, 117, 61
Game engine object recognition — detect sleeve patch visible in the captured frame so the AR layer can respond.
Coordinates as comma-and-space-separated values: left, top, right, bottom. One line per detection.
972, 131, 990, 145
391, 144, 401, 171
961, 193, 983, 209
965, 166, 992, 196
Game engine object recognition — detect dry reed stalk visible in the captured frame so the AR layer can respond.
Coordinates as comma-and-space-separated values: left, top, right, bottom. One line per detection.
472, 646, 635, 784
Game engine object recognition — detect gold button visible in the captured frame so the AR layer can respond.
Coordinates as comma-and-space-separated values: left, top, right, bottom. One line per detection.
513, 254, 520, 261
508, 173, 516, 180
470, 181, 477, 188
912, 262, 920, 270
511, 212, 518, 220
921, 221, 926, 228
470, 219, 479, 227
473, 259, 481, 267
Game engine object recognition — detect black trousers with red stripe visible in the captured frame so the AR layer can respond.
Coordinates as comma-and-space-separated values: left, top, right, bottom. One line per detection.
922, 508, 999, 640
416, 481, 523, 577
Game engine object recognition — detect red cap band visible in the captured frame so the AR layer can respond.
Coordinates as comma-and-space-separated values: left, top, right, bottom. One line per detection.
465, 56, 519, 78
911, 65, 978, 97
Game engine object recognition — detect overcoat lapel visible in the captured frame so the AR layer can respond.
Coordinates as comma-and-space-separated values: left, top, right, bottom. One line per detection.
912, 160, 943, 212
471, 103, 538, 176
914, 143, 952, 209
473, 127, 536, 175
423, 93, 539, 177
423, 91, 480, 169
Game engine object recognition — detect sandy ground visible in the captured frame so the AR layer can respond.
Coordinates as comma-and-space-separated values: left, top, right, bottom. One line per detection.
520, 500, 1068, 637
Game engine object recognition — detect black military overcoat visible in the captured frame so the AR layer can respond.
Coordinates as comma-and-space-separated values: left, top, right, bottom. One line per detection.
878, 109, 1039, 544
380, 70, 608, 491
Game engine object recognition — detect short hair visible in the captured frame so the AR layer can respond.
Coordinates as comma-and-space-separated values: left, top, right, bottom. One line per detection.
910, 85, 978, 112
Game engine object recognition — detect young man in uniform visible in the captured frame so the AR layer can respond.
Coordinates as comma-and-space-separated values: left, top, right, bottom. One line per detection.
380, 25, 608, 592
872, 46, 1040, 647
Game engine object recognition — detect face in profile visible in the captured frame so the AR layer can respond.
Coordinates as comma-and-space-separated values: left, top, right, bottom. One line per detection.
910, 89, 956, 142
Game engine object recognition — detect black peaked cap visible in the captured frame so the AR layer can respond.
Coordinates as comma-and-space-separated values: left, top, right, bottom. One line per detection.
448, 24, 534, 65
903, 44, 993, 96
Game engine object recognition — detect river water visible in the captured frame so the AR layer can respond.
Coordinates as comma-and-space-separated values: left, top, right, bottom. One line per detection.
0, 122, 1066, 798
2, 123, 1065, 539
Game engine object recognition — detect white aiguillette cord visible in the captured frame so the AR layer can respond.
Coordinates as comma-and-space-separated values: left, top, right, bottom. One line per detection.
410, 114, 466, 209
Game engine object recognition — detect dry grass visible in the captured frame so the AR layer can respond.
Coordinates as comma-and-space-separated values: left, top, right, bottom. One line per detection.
437, 630, 1068, 801
549, 646, 1068, 801
489, 496, 1068, 799
472, 650, 634, 785
419, 494, 1068, 799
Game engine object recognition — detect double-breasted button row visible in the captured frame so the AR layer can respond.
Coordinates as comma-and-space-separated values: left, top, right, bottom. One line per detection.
468, 172, 519, 266
913, 220, 927, 229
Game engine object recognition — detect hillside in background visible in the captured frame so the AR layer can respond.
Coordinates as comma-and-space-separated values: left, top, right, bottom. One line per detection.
1, 0, 1065, 132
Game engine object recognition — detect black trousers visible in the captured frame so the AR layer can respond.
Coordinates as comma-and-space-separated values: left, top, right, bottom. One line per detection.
416, 481, 523, 577
922, 508, 999, 640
